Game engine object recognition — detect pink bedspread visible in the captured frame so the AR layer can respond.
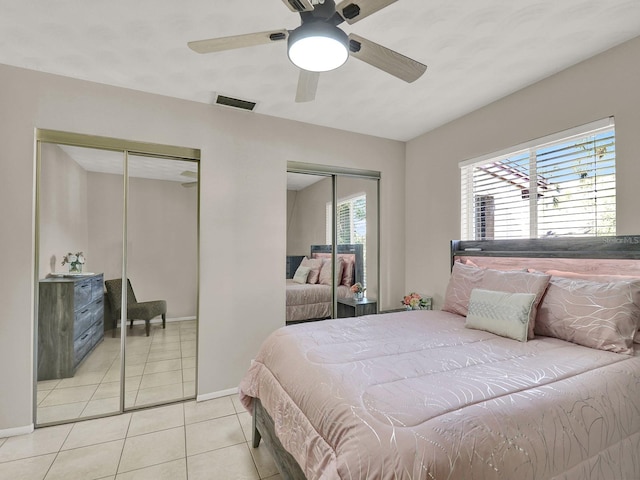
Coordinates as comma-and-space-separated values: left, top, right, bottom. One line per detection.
240, 310, 640, 480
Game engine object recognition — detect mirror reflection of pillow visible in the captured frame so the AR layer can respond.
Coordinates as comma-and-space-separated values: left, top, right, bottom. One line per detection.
292, 266, 311, 284
300, 257, 323, 284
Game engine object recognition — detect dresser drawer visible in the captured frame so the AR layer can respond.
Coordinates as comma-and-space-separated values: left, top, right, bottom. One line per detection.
91, 275, 104, 302
74, 279, 92, 309
73, 328, 93, 366
74, 306, 93, 340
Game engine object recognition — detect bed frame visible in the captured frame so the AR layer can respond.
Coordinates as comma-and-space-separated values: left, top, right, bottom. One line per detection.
257, 235, 640, 479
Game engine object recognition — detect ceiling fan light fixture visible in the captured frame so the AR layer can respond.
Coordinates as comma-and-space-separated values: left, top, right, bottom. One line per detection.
287, 22, 349, 72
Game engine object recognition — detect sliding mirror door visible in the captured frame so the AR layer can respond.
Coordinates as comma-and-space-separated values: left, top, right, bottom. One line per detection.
286, 173, 334, 324
37, 144, 124, 424
35, 130, 200, 426
335, 176, 379, 318
124, 155, 198, 408
286, 165, 380, 324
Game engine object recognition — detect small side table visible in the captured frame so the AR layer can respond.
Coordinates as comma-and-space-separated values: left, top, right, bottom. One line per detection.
337, 297, 377, 318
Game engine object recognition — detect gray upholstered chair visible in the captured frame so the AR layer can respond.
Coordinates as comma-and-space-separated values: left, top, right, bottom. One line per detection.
105, 278, 167, 337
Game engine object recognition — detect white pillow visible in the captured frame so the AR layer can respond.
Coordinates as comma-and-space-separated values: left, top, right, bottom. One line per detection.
292, 266, 311, 284
465, 288, 537, 342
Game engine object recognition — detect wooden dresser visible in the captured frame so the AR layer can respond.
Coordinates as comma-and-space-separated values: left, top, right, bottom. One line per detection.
38, 273, 105, 380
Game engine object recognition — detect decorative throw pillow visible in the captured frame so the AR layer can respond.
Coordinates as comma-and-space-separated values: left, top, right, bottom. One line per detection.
340, 255, 356, 287
535, 277, 640, 354
466, 289, 537, 342
300, 257, 323, 284
318, 257, 344, 286
443, 262, 550, 339
292, 266, 311, 284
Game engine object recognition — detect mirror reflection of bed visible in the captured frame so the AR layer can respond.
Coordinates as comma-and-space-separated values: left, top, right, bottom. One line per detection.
286, 244, 364, 324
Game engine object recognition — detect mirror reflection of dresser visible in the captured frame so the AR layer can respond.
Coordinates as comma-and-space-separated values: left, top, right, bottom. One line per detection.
37, 273, 104, 380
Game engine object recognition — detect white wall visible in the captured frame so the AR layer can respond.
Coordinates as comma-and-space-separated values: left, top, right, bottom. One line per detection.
405, 35, 640, 309
0, 63, 406, 431
39, 144, 89, 278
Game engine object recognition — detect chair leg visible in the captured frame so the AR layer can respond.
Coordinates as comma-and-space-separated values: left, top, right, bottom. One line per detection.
162, 313, 166, 329
130, 319, 134, 329
145, 320, 150, 336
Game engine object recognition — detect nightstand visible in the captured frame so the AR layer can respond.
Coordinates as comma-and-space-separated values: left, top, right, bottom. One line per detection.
337, 297, 377, 318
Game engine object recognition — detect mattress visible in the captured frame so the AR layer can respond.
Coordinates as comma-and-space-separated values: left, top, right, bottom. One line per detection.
240, 310, 640, 480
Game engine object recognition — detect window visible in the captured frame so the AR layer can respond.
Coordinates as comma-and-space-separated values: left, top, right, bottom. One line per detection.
326, 194, 366, 244
327, 194, 367, 282
460, 118, 615, 240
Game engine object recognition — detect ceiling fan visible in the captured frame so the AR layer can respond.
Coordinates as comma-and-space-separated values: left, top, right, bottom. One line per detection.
188, 0, 427, 103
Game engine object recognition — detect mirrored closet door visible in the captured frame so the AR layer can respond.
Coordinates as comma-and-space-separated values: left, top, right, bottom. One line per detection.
286, 164, 380, 324
35, 130, 200, 426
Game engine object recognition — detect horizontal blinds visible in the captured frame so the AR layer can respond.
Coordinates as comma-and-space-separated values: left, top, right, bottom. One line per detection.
460, 121, 615, 240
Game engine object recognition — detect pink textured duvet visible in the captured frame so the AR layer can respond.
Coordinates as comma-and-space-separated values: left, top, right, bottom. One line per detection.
240, 310, 640, 480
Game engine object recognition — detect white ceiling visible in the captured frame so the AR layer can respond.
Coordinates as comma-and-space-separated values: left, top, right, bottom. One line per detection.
2, 1, 640, 141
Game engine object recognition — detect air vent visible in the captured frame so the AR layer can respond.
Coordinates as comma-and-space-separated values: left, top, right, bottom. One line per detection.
215, 94, 257, 112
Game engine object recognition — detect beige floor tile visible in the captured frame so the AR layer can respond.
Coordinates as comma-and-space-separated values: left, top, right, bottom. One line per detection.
40, 385, 98, 407
237, 411, 253, 442
0, 424, 72, 462
250, 442, 279, 479
263, 474, 282, 480
181, 357, 195, 369
0, 438, 6, 448
117, 427, 185, 474
143, 359, 182, 375
146, 350, 181, 363
184, 397, 236, 425
134, 385, 184, 407
37, 390, 52, 406
181, 368, 195, 383
62, 413, 132, 450
45, 439, 124, 480
124, 364, 145, 378
138, 370, 183, 390
231, 394, 245, 413
37, 402, 87, 424
149, 340, 181, 352
91, 381, 121, 401
80, 397, 122, 418
127, 403, 184, 437
57, 372, 107, 389
123, 354, 149, 366
183, 382, 196, 398
185, 415, 245, 456
115, 457, 187, 480
0, 452, 56, 480
187, 443, 259, 480
37, 380, 61, 391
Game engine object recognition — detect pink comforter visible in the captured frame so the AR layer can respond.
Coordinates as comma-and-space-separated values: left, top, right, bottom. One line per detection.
240, 310, 640, 480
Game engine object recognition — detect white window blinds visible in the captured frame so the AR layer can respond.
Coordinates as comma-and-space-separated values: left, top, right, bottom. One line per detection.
460, 118, 616, 240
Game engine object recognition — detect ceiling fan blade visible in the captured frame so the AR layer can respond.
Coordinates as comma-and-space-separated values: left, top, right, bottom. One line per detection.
348, 33, 426, 83
336, 0, 398, 24
295, 70, 320, 103
188, 29, 288, 54
281, 0, 314, 13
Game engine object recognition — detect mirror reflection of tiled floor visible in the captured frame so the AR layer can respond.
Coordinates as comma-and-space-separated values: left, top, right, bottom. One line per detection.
37, 320, 197, 425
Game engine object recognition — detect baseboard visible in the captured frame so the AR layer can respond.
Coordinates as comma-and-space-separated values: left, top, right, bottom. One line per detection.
197, 387, 238, 402
164, 316, 197, 323
0, 424, 34, 438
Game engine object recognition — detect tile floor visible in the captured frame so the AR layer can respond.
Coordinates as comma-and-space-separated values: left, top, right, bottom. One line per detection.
37, 320, 197, 424
0, 395, 281, 480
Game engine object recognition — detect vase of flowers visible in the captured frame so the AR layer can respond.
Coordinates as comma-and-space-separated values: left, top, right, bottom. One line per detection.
402, 292, 430, 310
351, 282, 365, 300
61, 252, 85, 274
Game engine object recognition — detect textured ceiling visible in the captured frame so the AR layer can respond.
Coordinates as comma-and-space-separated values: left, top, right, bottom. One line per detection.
2, 1, 640, 141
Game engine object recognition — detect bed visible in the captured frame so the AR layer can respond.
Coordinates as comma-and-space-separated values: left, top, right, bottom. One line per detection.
286, 244, 364, 324
242, 237, 640, 479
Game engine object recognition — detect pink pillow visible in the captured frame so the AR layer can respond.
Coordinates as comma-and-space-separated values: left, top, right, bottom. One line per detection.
300, 257, 323, 284
545, 269, 640, 283
341, 256, 355, 287
443, 262, 550, 339
318, 257, 344, 286
535, 277, 640, 355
